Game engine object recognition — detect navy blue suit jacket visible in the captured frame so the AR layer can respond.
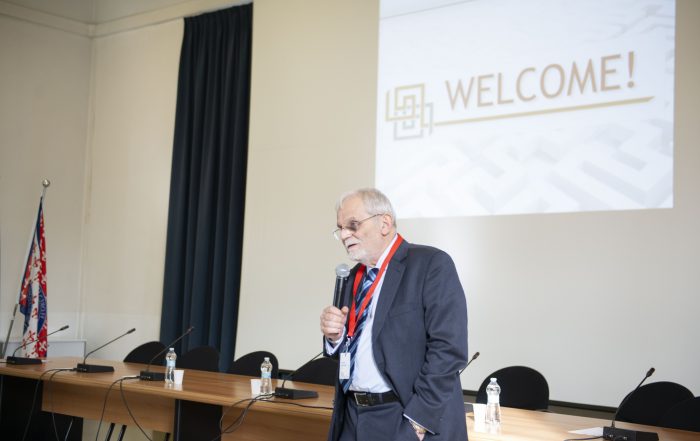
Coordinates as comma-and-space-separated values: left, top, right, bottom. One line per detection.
326, 240, 469, 440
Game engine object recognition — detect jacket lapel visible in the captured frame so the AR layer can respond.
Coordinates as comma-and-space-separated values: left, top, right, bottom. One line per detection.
371, 240, 408, 341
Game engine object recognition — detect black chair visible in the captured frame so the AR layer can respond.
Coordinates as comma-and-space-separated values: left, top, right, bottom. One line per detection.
178, 345, 220, 372
105, 341, 167, 441
659, 396, 700, 432
616, 381, 694, 426
124, 340, 166, 365
291, 357, 338, 386
475, 366, 549, 411
229, 350, 279, 378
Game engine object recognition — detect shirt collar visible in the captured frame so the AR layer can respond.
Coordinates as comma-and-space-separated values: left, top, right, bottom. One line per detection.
369, 233, 398, 270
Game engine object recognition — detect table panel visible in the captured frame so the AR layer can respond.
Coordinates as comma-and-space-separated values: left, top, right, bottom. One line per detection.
41, 380, 174, 432
2, 357, 698, 441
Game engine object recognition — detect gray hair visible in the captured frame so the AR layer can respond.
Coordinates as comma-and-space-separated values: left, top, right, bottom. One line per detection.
336, 188, 397, 227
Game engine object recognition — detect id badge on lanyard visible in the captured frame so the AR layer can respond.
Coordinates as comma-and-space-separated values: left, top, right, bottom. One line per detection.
339, 347, 351, 380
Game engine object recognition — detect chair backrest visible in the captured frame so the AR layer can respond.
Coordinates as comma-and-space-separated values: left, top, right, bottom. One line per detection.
291, 357, 338, 386
475, 366, 549, 411
178, 346, 220, 372
659, 396, 700, 432
124, 341, 167, 364
617, 381, 694, 426
229, 351, 279, 378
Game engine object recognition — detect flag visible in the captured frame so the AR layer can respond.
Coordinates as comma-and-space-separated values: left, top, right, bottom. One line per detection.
18, 196, 48, 358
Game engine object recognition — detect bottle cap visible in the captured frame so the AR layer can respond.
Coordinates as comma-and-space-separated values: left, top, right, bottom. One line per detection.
490, 377, 497, 381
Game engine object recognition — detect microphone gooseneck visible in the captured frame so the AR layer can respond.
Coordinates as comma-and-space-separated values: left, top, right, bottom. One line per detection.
11, 325, 70, 357
610, 367, 655, 430
6, 325, 70, 365
82, 328, 136, 365
603, 367, 658, 441
76, 327, 136, 373
458, 351, 480, 375
274, 351, 324, 399
139, 325, 195, 381
280, 351, 323, 389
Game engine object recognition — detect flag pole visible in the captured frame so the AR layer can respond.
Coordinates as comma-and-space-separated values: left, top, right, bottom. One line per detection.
41, 179, 50, 199
1, 179, 50, 358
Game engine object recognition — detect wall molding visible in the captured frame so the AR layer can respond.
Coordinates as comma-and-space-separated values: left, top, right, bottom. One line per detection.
0, 1, 92, 36
0, 0, 248, 38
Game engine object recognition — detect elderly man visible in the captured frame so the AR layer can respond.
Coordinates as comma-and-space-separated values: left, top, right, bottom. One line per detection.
320, 188, 468, 441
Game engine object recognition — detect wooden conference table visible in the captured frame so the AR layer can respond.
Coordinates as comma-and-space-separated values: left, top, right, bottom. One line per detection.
0, 357, 697, 441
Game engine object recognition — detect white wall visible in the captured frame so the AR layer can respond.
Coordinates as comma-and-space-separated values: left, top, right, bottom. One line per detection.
79, 19, 182, 358
237, 0, 380, 371
0, 14, 91, 346
0, 1, 236, 360
1, 0, 698, 411
238, 0, 700, 407
1, 3, 223, 440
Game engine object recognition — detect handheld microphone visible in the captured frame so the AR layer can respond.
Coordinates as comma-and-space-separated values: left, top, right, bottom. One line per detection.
333, 263, 350, 309
603, 367, 659, 441
76, 328, 136, 373
458, 351, 480, 375
6, 325, 70, 365
274, 351, 323, 399
139, 326, 195, 381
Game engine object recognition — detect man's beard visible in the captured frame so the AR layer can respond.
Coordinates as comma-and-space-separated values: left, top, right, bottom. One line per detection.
346, 244, 369, 265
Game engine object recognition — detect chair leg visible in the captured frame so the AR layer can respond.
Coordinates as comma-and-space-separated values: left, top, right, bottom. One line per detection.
116, 424, 127, 441
63, 417, 74, 441
104, 422, 115, 441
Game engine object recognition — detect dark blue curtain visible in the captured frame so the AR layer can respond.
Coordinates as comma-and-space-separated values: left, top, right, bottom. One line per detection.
160, 3, 252, 372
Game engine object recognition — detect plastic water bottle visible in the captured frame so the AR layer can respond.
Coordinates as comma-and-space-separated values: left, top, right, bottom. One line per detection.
165, 348, 177, 385
485, 377, 501, 425
260, 357, 273, 395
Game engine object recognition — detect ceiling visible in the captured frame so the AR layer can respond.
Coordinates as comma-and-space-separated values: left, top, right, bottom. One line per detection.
1, 0, 195, 24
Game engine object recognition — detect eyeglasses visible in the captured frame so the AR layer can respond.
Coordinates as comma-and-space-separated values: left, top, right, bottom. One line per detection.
333, 214, 383, 240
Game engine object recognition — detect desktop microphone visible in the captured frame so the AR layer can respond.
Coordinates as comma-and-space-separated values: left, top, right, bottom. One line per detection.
6, 325, 70, 365
333, 263, 350, 309
603, 367, 659, 441
139, 325, 195, 381
76, 328, 136, 373
458, 351, 480, 375
459, 351, 481, 413
274, 351, 323, 399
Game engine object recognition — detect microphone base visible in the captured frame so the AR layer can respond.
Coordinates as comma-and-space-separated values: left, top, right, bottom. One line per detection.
274, 387, 319, 400
76, 363, 115, 373
6, 356, 42, 365
603, 426, 659, 441
139, 370, 165, 381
